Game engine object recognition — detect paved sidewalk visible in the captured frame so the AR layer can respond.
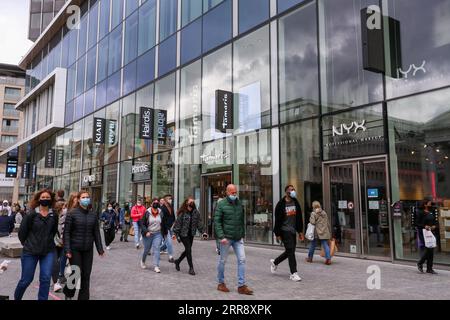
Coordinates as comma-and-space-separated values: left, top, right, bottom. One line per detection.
1, 237, 449, 300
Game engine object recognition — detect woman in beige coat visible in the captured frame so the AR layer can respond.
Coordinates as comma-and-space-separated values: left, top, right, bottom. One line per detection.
306, 201, 332, 265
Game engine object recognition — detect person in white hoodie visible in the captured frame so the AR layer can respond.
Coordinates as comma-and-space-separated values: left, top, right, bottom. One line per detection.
1, 200, 12, 217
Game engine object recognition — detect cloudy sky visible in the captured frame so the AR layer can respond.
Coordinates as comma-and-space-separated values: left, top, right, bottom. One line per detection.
0, 0, 33, 65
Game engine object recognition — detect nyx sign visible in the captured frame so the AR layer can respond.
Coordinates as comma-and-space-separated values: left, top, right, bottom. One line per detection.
139, 107, 153, 140
93, 118, 106, 144
215, 90, 233, 133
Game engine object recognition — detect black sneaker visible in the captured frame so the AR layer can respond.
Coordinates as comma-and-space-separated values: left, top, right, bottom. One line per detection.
426, 269, 438, 275
175, 260, 180, 272
189, 268, 196, 276
417, 263, 424, 273
120, 237, 123, 242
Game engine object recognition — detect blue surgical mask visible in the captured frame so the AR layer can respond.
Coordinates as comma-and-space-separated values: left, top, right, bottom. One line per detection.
228, 195, 237, 202
290, 191, 297, 199
80, 198, 91, 207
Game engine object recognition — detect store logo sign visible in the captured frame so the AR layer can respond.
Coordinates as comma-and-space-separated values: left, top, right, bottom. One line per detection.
132, 164, 150, 174
93, 118, 106, 144
56, 149, 64, 169
200, 152, 230, 163
83, 175, 97, 184
156, 110, 167, 144
108, 120, 117, 146
139, 107, 153, 140
397, 61, 427, 79
216, 90, 233, 133
332, 120, 367, 137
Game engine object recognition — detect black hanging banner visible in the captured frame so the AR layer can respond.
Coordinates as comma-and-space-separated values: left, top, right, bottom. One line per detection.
22, 162, 31, 179
215, 90, 233, 133
45, 149, 55, 168
93, 118, 106, 144
6, 157, 18, 178
139, 107, 154, 140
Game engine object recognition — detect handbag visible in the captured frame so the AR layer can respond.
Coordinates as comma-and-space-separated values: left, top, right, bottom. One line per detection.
320, 239, 339, 257
423, 229, 437, 248
305, 223, 315, 241
64, 260, 72, 277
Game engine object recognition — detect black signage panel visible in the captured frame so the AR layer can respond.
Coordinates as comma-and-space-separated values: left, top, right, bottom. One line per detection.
6, 157, 18, 178
215, 90, 234, 133
56, 149, 64, 169
139, 107, 154, 140
31, 163, 37, 180
93, 118, 106, 144
156, 109, 167, 144
45, 149, 55, 168
22, 162, 31, 179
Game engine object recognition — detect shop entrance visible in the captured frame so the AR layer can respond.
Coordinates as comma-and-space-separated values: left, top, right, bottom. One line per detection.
132, 182, 152, 208
323, 157, 392, 260
201, 172, 232, 239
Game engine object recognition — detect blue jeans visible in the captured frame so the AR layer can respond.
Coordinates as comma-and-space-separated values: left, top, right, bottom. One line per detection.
308, 239, 331, 260
14, 251, 55, 300
217, 239, 246, 287
133, 221, 140, 246
59, 255, 67, 278
142, 232, 162, 267
160, 229, 174, 256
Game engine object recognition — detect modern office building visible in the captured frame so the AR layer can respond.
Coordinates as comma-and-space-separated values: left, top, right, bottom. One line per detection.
0, 64, 25, 203
29, 0, 68, 41
3, 0, 450, 265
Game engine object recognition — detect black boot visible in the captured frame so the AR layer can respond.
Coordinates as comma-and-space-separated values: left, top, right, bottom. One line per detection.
189, 268, 196, 276
175, 259, 180, 271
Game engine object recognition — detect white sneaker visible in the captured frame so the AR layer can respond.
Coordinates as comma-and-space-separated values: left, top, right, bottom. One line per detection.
53, 282, 63, 292
290, 273, 302, 282
106, 246, 111, 250
270, 259, 277, 274
140, 261, 147, 269
154, 267, 161, 273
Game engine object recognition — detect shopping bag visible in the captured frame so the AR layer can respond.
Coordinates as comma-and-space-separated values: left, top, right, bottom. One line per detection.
423, 229, 437, 248
320, 239, 339, 257
305, 223, 315, 241
64, 260, 72, 277
129, 225, 135, 236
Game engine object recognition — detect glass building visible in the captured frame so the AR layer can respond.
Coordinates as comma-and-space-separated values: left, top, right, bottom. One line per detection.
4, 0, 450, 265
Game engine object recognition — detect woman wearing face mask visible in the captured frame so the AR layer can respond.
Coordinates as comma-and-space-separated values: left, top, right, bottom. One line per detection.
101, 203, 117, 250
139, 198, 164, 273
306, 201, 332, 265
63, 190, 104, 300
14, 189, 58, 300
173, 197, 208, 276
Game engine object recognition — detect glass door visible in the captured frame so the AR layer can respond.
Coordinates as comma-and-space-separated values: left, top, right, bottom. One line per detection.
202, 172, 232, 239
324, 157, 392, 260
133, 182, 152, 208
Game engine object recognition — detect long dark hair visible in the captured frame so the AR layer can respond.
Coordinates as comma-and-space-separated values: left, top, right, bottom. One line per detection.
29, 189, 56, 210
177, 197, 195, 216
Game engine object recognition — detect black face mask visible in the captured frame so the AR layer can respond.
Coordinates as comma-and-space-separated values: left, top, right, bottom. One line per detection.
152, 203, 160, 209
40, 199, 51, 207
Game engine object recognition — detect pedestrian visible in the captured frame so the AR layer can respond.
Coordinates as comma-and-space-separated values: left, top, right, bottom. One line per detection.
131, 199, 146, 249
160, 194, 176, 262
66, 192, 79, 210
0, 206, 14, 237
101, 203, 117, 250
56, 190, 65, 205
119, 203, 131, 242
52, 201, 67, 293
417, 200, 438, 274
173, 197, 208, 275
215, 184, 253, 295
306, 201, 332, 265
139, 198, 163, 273
14, 204, 24, 226
270, 185, 304, 282
1, 200, 12, 217
63, 190, 105, 300
14, 189, 58, 300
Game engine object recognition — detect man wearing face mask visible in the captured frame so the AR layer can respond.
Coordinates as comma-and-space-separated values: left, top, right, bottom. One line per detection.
215, 184, 253, 295
271, 185, 304, 282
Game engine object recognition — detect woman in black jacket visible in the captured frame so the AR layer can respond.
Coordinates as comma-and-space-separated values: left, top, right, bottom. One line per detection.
417, 200, 438, 274
14, 189, 58, 300
173, 197, 208, 275
63, 190, 104, 300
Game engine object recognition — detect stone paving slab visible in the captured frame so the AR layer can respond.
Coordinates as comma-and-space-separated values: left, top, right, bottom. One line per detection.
1, 236, 449, 300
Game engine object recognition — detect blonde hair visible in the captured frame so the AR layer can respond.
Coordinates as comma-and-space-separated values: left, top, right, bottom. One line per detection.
312, 201, 322, 210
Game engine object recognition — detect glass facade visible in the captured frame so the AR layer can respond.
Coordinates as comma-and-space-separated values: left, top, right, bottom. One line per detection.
18, 0, 450, 265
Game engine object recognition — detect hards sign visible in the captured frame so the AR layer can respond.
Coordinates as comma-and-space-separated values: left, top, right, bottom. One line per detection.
215, 90, 233, 133
139, 107, 154, 140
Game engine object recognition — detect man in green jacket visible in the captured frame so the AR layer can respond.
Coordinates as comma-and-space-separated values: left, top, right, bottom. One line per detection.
214, 184, 253, 295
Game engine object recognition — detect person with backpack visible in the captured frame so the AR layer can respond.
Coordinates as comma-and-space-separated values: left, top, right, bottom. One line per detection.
131, 199, 146, 249
63, 190, 104, 300
139, 198, 163, 273
270, 185, 304, 282
101, 203, 117, 250
14, 189, 58, 300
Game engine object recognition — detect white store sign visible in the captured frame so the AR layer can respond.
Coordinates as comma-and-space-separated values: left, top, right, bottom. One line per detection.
0, 173, 15, 187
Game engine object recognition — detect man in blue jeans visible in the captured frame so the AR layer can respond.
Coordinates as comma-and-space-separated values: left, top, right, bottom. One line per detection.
214, 184, 253, 295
